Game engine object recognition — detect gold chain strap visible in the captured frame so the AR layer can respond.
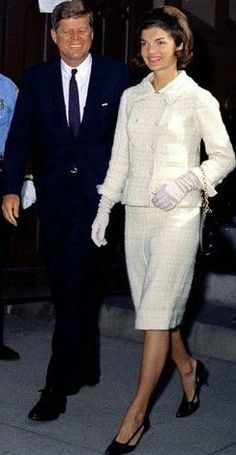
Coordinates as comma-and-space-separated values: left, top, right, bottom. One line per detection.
201, 168, 212, 214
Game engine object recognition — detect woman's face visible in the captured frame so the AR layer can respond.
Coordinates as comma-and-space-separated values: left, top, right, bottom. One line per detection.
140, 26, 182, 73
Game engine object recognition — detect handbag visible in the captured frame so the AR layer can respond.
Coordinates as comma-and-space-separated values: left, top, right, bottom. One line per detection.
199, 170, 236, 271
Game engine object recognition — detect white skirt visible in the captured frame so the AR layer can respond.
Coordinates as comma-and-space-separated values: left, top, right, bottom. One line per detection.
125, 206, 200, 330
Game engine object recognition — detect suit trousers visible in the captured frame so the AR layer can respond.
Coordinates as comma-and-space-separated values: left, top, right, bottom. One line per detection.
39, 176, 104, 395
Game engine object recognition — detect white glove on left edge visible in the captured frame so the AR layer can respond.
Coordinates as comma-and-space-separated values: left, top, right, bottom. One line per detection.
91, 195, 114, 247
21, 180, 37, 209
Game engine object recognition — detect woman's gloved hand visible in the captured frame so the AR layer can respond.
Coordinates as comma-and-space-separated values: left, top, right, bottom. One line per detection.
152, 171, 201, 211
91, 195, 114, 247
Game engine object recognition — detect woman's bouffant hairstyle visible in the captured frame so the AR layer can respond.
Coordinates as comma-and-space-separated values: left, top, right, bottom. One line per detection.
135, 6, 193, 69
51, 0, 93, 30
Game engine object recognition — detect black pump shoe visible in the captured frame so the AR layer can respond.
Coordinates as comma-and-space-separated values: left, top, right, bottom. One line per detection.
105, 417, 150, 455
176, 360, 209, 418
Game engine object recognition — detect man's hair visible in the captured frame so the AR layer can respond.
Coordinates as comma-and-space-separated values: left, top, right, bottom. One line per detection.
51, 0, 93, 30
135, 6, 193, 69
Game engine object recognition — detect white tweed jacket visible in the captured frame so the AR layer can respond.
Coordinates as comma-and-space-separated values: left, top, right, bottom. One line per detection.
98, 71, 235, 207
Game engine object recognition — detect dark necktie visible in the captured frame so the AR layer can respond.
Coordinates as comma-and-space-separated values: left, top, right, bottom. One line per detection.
68, 68, 80, 137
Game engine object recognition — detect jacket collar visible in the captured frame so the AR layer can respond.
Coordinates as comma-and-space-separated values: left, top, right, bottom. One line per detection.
135, 70, 197, 105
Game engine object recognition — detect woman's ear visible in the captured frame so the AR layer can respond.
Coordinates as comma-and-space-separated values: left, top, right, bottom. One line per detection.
176, 42, 184, 51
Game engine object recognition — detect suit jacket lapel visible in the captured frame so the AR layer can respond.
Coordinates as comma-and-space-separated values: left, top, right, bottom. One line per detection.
78, 56, 103, 137
48, 60, 73, 139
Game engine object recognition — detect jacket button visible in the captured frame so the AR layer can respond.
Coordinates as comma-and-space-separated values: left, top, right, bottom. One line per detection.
70, 166, 78, 174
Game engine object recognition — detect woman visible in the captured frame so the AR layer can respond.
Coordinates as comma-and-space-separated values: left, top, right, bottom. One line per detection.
92, 6, 235, 455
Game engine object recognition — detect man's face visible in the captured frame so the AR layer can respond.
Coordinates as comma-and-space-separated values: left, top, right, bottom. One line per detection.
51, 15, 93, 67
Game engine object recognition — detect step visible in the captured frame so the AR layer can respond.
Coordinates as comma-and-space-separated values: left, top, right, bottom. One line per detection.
2, 266, 236, 363
6, 295, 236, 363
100, 297, 236, 363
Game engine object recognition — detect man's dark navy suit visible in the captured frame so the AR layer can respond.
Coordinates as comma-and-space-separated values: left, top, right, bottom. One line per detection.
3, 55, 129, 394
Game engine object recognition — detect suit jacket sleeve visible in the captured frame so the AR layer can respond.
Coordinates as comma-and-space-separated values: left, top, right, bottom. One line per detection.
97, 91, 129, 202
191, 91, 235, 196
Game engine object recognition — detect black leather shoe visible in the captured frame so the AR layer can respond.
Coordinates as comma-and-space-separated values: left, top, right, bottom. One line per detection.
176, 360, 209, 418
0, 344, 20, 360
86, 375, 100, 386
28, 388, 67, 421
105, 417, 150, 454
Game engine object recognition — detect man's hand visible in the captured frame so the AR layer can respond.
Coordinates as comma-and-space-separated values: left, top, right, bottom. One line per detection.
2, 194, 20, 226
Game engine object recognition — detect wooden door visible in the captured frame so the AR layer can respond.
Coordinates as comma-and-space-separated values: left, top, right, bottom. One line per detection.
1, 0, 235, 296
0, 0, 152, 297
180, 0, 236, 221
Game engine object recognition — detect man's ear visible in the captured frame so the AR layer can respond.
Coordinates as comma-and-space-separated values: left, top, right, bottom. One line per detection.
51, 28, 57, 45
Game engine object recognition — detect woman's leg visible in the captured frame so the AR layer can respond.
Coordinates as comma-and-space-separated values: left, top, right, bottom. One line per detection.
170, 327, 197, 401
114, 329, 170, 444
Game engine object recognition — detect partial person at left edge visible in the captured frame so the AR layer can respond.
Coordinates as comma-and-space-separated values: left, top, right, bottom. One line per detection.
0, 73, 20, 360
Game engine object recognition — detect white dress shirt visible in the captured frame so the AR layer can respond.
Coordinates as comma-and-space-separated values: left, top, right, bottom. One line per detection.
61, 54, 92, 123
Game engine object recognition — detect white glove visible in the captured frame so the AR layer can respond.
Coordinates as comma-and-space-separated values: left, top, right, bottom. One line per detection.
91, 196, 114, 247
21, 180, 37, 209
152, 171, 201, 211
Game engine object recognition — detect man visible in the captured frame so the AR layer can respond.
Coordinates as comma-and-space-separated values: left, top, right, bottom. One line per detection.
2, 0, 129, 421
0, 73, 20, 361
